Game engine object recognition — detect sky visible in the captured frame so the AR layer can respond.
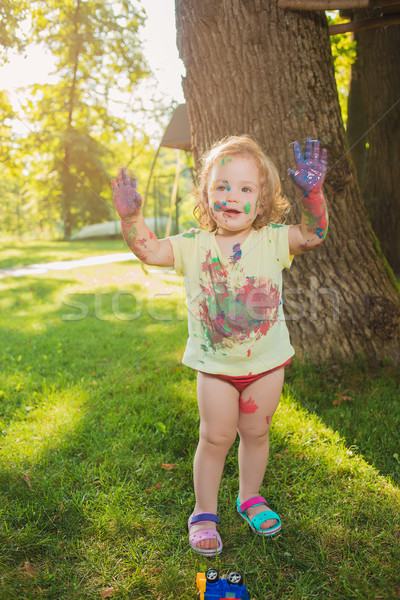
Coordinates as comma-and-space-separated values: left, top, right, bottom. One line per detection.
141, 0, 185, 103
0, 0, 186, 133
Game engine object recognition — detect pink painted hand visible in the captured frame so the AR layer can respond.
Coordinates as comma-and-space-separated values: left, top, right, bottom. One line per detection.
288, 138, 327, 195
111, 167, 142, 220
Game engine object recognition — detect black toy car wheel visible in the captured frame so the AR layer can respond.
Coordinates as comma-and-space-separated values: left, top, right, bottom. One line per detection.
227, 571, 243, 586
206, 568, 220, 583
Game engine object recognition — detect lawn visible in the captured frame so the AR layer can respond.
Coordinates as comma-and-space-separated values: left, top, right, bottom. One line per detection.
0, 242, 399, 600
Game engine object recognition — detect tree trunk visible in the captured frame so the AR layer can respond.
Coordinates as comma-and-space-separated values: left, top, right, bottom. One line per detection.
62, 0, 81, 240
346, 47, 367, 185
352, 21, 400, 274
175, 0, 400, 364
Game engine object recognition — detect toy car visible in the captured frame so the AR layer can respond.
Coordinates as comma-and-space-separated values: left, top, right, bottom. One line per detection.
196, 569, 249, 600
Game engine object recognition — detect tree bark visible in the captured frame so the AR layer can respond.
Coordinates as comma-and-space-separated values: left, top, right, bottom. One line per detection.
62, 0, 81, 240
346, 48, 367, 185
175, 0, 400, 364
352, 22, 400, 274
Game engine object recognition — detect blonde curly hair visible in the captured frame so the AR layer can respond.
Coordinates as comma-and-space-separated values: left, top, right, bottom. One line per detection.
193, 135, 290, 231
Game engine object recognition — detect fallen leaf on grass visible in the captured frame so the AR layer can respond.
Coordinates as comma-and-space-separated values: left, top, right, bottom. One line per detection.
333, 395, 353, 406
100, 587, 115, 598
144, 483, 162, 494
161, 463, 177, 470
24, 562, 37, 577
22, 473, 32, 489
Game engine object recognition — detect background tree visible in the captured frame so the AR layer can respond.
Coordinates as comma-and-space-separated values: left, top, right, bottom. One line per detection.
327, 11, 356, 127
345, 10, 400, 274
17, 0, 149, 239
0, 0, 29, 63
175, 0, 400, 365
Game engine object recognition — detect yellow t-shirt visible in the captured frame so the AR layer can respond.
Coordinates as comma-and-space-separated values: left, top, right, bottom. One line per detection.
169, 224, 295, 376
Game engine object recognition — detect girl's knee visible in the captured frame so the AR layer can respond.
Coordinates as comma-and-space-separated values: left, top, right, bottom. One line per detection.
200, 427, 237, 450
238, 423, 270, 442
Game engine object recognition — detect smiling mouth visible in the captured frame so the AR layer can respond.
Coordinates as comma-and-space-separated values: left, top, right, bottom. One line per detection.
223, 208, 241, 214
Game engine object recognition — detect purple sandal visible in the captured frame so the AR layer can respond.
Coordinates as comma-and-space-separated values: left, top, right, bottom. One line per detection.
188, 512, 223, 556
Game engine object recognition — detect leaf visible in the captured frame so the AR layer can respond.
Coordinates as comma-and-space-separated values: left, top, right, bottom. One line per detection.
156, 422, 166, 434
100, 588, 115, 599
22, 473, 32, 489
24, 562, 37, 577
161, 463, 177, 470
144, 483, 162, 494
332, 394, 353, 406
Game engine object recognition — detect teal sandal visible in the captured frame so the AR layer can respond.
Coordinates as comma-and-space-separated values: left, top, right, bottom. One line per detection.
237, 495, 281, 536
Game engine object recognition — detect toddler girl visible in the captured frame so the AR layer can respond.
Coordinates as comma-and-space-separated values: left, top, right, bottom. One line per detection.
111, 135, 328, 556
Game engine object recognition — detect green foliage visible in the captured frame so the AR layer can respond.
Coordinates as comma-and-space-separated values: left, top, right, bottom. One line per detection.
145, 148, 196, 237
0, 0, 178, 239
24, 0, 150, 238
326, 11, 357, 126
0, 0, 30, 62
0, 91, 15, 162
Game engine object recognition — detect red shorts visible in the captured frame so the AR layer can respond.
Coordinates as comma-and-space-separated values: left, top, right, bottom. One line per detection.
201, 359, 291, 393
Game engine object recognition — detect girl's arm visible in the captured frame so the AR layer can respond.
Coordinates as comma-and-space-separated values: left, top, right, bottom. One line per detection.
111, 168, 174, 267
287, 138, 329, 255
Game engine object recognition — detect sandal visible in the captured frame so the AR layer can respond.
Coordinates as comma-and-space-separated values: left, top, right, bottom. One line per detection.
188, 512, 223, 556
237, 496, 281, 537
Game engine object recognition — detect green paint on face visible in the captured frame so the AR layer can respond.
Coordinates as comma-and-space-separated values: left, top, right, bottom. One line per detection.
244, 202, 251, 214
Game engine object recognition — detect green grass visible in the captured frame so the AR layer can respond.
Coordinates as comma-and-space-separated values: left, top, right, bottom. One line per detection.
0, 242, 399, 599
0, 238, 127, 269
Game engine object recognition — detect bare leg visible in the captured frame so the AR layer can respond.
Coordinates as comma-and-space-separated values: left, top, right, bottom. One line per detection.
237, 367, 285, 530
191, 372, 239, 551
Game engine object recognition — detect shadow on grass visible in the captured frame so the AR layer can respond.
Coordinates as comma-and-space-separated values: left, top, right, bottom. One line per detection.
285, 360, 400, 483
0, 276, 399, 599
0, 238, 127, 269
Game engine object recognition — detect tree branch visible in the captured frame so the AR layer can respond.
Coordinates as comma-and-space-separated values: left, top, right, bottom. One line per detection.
329, 13, 400, 33
278, 0, 370, 9
278, 0, 400, 9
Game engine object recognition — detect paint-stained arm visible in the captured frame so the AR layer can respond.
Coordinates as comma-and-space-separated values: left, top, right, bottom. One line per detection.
287, 138, 329, 255
111, 167, 174, 267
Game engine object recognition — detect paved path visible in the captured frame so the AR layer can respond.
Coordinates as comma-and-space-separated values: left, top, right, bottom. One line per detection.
0, 253, 138, 279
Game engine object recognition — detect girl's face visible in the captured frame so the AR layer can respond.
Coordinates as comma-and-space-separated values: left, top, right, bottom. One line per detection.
208, 155, 261, 236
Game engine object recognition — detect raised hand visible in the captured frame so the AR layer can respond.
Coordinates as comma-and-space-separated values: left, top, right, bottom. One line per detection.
288, 138, 327, 195
111, 167, 142, 220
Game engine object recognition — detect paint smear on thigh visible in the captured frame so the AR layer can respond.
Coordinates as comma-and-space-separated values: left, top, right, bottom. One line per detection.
239, 395, 259, 414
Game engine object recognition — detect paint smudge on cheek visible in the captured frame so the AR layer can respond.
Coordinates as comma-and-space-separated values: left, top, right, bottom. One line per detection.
244, 201, 251, 215
213, 200, 227, 212
266, 415, 271, 424
239, 395, 259, 414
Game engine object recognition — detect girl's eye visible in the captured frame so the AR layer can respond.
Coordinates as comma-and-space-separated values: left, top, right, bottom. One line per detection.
242, 187, 252, 193
216, 186, 226, 191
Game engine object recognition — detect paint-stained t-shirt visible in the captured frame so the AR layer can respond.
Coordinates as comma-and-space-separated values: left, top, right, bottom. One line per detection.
169, 225, 295, 376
